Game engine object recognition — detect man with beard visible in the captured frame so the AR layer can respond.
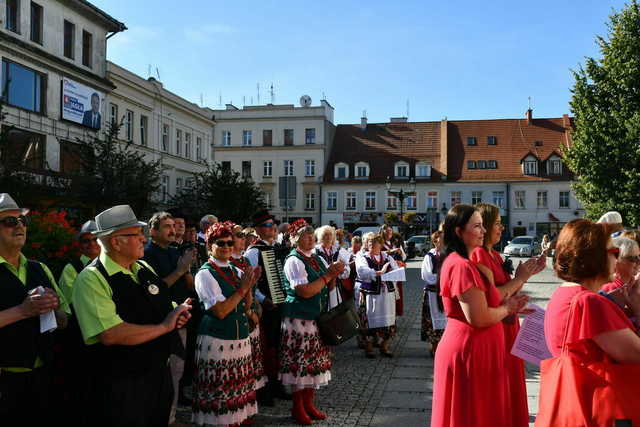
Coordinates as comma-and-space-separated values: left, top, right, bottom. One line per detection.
143, 212, 196, 427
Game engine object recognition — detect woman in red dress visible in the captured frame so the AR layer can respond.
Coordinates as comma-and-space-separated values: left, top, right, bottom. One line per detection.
470, 203, 546, 427
432, 204, 529, 427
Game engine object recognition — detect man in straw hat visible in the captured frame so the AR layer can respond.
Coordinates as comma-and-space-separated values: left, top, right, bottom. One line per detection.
72, 205, 192, 427
0, 193, 70, 425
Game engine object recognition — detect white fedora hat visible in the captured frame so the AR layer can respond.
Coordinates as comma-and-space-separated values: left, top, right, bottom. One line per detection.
0, 193, 29, 215
93, 205, 147, 236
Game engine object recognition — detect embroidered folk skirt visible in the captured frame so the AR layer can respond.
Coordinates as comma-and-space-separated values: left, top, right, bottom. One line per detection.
249, 325, 267, 390
192, 335, 257, 426
278, 317, 332, 391
358, 288, 397, 340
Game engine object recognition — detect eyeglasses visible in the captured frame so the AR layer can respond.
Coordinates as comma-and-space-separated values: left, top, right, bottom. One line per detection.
607, 247, 620, 259
259, 222, 275, 228
79, 237, 98, 244
621, 255, 640, 263
215, 240, 235, 247
0, 215, 28, 228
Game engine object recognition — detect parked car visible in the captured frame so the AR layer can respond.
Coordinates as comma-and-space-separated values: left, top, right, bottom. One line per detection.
503, 235, 541, 257
405, 235, 430, 258
352, 226, 383, 238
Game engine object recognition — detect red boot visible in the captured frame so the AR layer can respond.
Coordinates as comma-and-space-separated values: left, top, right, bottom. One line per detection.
292, 390, 313, 425
303, 388, 327, 420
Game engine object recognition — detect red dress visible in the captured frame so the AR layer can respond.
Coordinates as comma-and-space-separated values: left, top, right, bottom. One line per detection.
545, 286, 634, 362
470, 247, 529, 427
432, 252, 509, 427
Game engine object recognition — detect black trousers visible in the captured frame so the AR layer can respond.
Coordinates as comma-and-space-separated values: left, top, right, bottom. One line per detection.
0, 368, 50, 427
87, 365, 173, 427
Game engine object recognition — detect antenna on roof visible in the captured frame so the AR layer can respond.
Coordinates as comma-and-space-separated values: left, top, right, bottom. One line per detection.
250, 96, 254, 105
155, 67, 161, 80
362, 110, 367, 118
257, 83, 260, 104
147, 64, 152, 78
218, 91, 222, 106
322, 91, 326, 101
243, 95, 246, 106
406, 99, 410, 119
270, 83, 275, 104
200, 93, 204, 106
528, 96, 532, 110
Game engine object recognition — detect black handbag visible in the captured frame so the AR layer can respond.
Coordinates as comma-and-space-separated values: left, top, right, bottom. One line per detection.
316, 285, 360, 346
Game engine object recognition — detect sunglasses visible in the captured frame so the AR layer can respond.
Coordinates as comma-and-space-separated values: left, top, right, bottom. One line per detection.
215, 240, 235, 247
0, 215, 29, 228
79, 237, 99, 244
607, 247, 620, 259
259, 222, 275, 228
621, 255, 640, 263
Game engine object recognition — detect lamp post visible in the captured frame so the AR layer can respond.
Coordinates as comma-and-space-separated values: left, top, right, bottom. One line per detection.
385, 176, 416, 239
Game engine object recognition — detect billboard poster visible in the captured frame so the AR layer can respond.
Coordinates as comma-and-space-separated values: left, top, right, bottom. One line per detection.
61, 77, 104, 130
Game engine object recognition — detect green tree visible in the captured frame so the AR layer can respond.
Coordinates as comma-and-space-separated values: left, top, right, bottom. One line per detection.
169, 163, 266, 224
70, 121, 163, 216
564, 0, 640, 225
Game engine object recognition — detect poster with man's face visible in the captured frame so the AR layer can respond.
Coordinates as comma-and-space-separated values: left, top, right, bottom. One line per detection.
61, 77, 104, 130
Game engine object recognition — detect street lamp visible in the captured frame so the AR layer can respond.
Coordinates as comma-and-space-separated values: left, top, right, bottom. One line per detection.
385, 176, 416, 239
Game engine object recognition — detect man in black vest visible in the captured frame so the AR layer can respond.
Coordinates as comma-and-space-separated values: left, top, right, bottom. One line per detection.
72, 205, 192, 427
58, 220, 100, 304
0, 193, 70, 425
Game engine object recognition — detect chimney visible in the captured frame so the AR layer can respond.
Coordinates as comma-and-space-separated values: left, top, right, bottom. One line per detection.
390, 117, 408, 123
562, 113, 570, 129
525, 109, 533, 125
440, 119, 448, 179
360, 116, 367, 131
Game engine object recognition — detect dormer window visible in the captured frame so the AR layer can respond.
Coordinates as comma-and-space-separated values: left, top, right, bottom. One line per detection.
547, 156, 562, 175
394, 161, 409, 178
415, 162, 431, 178
355, 162, 370, 179
334, 162, 349, 180
522, 155, 539, 176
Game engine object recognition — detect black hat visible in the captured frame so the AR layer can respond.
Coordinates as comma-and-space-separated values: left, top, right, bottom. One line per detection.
252, 209, 275, 227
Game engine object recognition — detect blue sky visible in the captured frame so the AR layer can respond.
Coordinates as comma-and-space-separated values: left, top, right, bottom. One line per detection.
92, 0, 627, 124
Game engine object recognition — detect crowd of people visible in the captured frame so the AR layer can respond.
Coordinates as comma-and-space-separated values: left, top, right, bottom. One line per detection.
3, 188, 640, 426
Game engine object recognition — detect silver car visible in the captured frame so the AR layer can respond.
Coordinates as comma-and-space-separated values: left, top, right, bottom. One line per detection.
503, 235, 541, 257
405, 235, 430, 257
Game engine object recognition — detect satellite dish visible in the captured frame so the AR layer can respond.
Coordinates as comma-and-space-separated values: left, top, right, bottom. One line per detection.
300, 95, 312, 107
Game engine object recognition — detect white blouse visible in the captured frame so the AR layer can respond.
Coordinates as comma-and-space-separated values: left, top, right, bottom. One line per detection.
355, 251, 399, 282
284, 249, 339, 307
313, 243, 351, 279
420, 248, 438, 286
195, 258, 243, 310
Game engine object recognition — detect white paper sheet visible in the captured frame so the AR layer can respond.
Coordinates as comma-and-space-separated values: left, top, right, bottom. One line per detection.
381, 267, 406, 282
427, 291, 447, 330
510, 304, 552, 366
32, 286, 57, 333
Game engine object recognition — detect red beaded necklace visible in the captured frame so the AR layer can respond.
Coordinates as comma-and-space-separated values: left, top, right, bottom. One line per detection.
296, 249, 321, 272
208, 258, 240, 287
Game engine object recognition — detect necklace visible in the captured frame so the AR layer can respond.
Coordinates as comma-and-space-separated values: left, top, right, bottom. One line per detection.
209, 258, 240, 287
296, 249, 321, 272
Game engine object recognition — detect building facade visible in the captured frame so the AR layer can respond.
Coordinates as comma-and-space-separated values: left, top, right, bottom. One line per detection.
211, 100, 335, 224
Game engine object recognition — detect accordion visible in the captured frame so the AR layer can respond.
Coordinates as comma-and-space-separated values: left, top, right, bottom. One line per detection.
259, 247, 289, 305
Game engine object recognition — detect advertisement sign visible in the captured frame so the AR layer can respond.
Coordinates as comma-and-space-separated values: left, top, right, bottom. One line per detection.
61, 78, 104, 130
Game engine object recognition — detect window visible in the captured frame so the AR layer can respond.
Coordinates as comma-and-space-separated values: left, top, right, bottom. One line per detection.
492, 191, 505, 209
284, 160, 294, 176
161, 124, 169, 151
305, 193, 316, 210
140, 115, 148, 146
263, 129, 272, 146
125, 110, 133, 141
365, 191, 376, 210
524, 159, 538, 176
176, 177, 183, 193
355, 162, 369, 178
487, 136, 497, 145
263, 160, 272, 177
63, 20, 75, 60
477, 160, 487, 169
467, 136, 477, 146
196, 137, 202, 159
537, 191, 548, 208
471, 191, 483, 205
1, 60, 45, 113
334, 163, 348, 179
264, 192, 272, 208
407, 194, 417, 210
305, 128, 316, 144
185, 133, 191, 158
549, 158, 562, 175
426, 191, 438, 209
175, 129, 182, 156
467, 160, 476, 169
515, 190, 526, 209
2, 127, 45, 170
559, 191, 570, 208
327, 192, 337, 210
416, 163, 431, 178
488, 160, 497, 169
82, 30, 93, 68
222, 131, 231, 146
450, 191, 462, 207
60, 140, 89, 173
395, 162, 409, 178
242, 130, 252, 146
6, 0, 19, 33
185, 178, 194, 189
109, 103, 118, 130
305, 160, 315, 177
30, 2, 43, 44
284, 129, 294, 146
387, 192, 398, 210
242, 161, 251, 178
534, 140, 543, 146
161, 175, 169, 202
221, 161, 231, 172
345, 192, 356, 210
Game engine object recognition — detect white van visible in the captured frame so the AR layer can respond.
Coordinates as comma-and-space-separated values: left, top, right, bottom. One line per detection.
352, 226, 382, 238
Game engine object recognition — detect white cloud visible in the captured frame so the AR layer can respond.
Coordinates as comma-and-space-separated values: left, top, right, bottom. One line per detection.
184, 24, 237, 43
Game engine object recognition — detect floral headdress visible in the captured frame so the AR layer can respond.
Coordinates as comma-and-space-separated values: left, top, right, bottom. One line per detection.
205, 221, 233, 244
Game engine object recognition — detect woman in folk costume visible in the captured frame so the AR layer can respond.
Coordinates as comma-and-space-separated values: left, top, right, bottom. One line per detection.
356, 234, 399, 358
313, 225, 351, 300
192, 222, 262, 427
379, 224, 406, 316
278, 219, 345, 425
420, 230, 446, 356
228, 222, 268, 398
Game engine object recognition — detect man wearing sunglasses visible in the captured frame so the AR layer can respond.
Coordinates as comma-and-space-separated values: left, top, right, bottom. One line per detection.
72, 205, 192, 427
0, 193, 71, 425
59, 220, 101, 305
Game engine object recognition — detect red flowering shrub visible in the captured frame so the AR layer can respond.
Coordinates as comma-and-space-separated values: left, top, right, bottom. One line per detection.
22, 210, 79, 277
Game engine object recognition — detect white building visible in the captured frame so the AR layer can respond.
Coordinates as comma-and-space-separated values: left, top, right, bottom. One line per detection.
211, 98, 335, 224
105, 62, 214, 205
